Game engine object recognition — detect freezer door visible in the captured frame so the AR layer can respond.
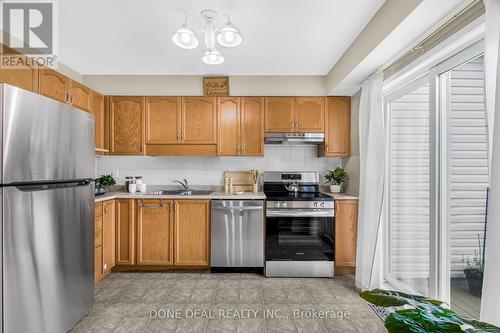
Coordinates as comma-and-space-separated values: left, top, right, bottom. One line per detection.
2, 182, 94, 333
1, 84, 95, 184
211, 200, 264, 267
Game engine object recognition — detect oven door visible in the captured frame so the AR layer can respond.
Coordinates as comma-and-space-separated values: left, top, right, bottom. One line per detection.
265, 209, 334, 261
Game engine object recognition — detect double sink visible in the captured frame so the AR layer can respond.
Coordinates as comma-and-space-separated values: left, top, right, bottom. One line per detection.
147, 190, 214, 196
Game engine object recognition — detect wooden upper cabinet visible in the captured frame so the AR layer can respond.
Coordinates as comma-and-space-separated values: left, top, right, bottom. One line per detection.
109, 96, 145, 155
322, 97, 351, 157
174, 200, 210, 266
265, 97, 295, 132
335, 200, 358, 272
136, 200, 174, 265
102, 200, 116, 273
295, 97, 324, 132
145, 97, 181, 144
38, 68, 69, 104
0, 53, 38, 92
241, 97, 264, 156
90, 90, 105, 151
116, 199, 136, 265
69, 80, 91, 112
182, 97, 217, 144
217, 97, 240, 155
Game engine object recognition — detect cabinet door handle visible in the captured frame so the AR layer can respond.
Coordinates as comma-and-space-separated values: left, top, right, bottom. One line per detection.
180, 133, 184, 142
240, 144, 244, 154
139, 198, 163, 209
176, 133, 180, 141
104, 204, 107, 213
65, 91, 69, 103
70, 94, 74, 105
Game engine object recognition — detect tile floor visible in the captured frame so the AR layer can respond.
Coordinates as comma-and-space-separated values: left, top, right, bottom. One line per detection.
70, 272, 387, 333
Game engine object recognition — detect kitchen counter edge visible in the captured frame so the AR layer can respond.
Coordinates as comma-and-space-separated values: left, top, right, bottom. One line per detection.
95, 191, 358, 202
95, 191, 267, 202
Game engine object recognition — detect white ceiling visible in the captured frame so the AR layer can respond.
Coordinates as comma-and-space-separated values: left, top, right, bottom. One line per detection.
57, 0, 384, 75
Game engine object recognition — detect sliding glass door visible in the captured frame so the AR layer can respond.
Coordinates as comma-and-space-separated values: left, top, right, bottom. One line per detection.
438, 52, 488, 319
385, 77, 433, 296
384, 42, 489, 319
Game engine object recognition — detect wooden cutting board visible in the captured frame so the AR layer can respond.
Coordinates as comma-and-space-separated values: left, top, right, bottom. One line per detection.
224, 171, 254, 192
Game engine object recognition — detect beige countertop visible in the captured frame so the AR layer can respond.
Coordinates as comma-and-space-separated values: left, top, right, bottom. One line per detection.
95, 191, 267, 202
320, 192, 359, 200
96, 191, 357, 202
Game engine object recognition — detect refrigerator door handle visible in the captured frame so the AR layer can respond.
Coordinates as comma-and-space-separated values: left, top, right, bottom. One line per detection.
13, 179, 92, 192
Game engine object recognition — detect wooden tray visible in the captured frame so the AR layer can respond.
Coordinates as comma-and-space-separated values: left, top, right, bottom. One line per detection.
224, 171, 254, 192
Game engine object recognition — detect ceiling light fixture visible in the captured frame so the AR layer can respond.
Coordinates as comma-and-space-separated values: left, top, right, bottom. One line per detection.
172, 9, 242, 65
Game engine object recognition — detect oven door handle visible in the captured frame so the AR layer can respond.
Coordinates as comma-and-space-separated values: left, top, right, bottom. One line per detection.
266, 209, 334, 218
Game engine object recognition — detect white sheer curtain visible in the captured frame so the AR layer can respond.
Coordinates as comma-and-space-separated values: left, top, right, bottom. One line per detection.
355, 71, 385, 290
481, 0, 500, 326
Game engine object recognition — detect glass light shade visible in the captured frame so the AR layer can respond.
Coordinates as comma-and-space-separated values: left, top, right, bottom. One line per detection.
216, 23, 242, 47
172, 24, 199, 49
202, 48, 224, 65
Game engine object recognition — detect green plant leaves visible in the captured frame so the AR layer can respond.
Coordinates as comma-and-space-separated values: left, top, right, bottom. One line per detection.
359, 289, 444, 307
360, 289, 500, 333
385, 307, 463, 333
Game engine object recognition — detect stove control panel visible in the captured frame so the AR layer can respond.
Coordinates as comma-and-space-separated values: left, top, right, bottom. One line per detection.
267, 201, 334, 209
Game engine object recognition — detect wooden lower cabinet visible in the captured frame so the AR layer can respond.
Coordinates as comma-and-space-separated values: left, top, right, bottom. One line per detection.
334, 200, 358, 275
115, 199, 210, 269
116, 199, 136, 265
94, 246, 103, 283
102, 200, 116, 273
136, 199, 174, 265
174, 200, 210, 266
95, 200, 116, 283
94, 202, 104, 283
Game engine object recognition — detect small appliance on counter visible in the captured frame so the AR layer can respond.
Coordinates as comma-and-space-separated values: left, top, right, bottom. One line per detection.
211, 200, 264, 273
264, 171, 335, 277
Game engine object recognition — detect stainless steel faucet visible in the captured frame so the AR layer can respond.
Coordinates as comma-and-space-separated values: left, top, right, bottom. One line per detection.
173, 179, 190, 194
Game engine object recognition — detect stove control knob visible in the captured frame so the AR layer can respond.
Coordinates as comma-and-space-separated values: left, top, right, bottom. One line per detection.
274, 202, 281, 208
281, 202, 287, 208
313, 202, 318, 208
320, 202, 325, 208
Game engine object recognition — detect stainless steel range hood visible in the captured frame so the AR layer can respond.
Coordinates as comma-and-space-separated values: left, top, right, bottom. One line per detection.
265, 132, 324, 145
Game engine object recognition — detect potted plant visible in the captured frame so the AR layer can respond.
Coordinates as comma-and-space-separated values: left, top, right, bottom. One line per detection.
463, 234, 484, 297
94, 174, 116, 195
325, 167, 347, 193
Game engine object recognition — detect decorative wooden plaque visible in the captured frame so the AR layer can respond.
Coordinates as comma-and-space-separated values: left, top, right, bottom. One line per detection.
203, 76, 229, 96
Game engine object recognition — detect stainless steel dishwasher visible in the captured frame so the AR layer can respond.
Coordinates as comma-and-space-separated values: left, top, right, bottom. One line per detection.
211, 200, 264, 273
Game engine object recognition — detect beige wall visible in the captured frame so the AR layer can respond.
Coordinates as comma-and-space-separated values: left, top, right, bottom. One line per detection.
342, 89, 361, 195
82, 75, 326, 96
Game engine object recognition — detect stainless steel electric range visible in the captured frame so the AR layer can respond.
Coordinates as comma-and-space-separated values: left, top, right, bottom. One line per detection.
263, 171, 334, 277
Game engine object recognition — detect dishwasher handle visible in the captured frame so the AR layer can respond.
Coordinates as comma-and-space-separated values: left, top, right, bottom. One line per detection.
212, 206, 263, 212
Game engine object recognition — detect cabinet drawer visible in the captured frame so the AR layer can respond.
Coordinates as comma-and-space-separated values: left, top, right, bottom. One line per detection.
95, 203, 103, 217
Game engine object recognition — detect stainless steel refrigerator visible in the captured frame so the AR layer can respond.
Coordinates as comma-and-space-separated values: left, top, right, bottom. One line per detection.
0, 84, 95, 333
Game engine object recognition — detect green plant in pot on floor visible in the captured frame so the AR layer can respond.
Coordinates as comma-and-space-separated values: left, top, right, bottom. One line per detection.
463, 234, 485, 297
94, 174, 116, 195
360, 289, 499, 333
325, 167, 347, 193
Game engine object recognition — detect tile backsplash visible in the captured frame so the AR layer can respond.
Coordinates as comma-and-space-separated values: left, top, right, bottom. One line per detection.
96, 145, 341, 185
